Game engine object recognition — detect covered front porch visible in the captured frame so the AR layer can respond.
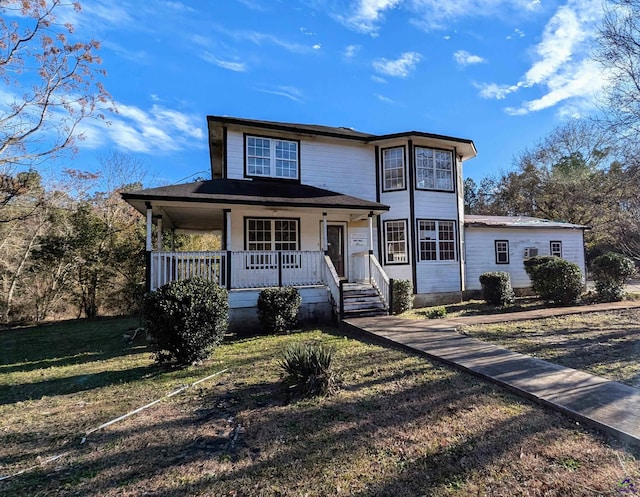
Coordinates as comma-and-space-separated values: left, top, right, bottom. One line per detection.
122, 179, 392, 322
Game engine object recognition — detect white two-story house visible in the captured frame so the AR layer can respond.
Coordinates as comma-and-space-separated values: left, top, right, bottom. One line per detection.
122, 116, 587, 326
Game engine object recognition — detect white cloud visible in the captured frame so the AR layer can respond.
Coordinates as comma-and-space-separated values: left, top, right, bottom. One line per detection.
337, 0, 402, 34
200, 52, 247, 72
453, 50, 485, 66
375, 94, 394, 103
78, 103, 205, 154
255, 86, 304, 102
343, 44, 361, 59
477, 0, 605, 115
373, 51, 421, 77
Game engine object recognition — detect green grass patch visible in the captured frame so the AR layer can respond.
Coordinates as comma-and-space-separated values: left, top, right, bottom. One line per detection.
1, 316, 639, 496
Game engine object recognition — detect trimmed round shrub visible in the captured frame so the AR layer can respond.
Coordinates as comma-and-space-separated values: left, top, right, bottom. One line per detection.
591, 252, 636, 302
280, 342, 335, 399
524, 256, 583, 305
142, 278, 228, 365
479, 272, 515, 307
257, 287, 302, 334
392, 279, 413, 315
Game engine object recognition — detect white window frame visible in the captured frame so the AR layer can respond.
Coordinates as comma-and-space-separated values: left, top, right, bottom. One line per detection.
384, 219, 408, 264
417, 220, 457, 262
495, 240, 509, 264
550, 241, 562, 257
415, 147, 454, 192
246, 135, 299, 180
382, 146, 405, 191
246, 218, 299, 252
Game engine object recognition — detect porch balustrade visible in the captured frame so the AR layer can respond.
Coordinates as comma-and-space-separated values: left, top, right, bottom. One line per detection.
149, 250, 325, 291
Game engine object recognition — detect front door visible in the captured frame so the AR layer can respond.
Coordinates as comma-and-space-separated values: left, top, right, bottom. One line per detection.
327, 225, 345, 278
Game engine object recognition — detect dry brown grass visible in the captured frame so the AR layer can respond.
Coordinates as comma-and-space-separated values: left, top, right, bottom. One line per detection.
1, 318, 639, 495
461, 309, 640, 388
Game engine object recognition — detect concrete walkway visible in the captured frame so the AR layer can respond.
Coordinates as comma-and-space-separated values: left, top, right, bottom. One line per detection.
344, 300, 640, 448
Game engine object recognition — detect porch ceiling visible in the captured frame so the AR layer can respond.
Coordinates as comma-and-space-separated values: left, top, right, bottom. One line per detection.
122, 178, 389, 230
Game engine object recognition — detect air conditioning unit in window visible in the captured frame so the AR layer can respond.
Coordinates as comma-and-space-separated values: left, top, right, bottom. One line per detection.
523, 247, 538, 258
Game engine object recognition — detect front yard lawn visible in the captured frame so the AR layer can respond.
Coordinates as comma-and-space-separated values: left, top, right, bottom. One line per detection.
1, 316, 639, 495
460, 309, 640, 388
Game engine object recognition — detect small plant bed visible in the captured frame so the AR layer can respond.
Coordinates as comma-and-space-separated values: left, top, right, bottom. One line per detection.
2, 317, 640, 495
460, 309, 640, 388
401, 296, 546, 320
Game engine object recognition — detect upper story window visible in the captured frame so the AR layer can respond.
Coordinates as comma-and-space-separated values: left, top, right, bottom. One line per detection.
415, 147, 454, 191
246, 136, 299, 180
382, 147, 405, 191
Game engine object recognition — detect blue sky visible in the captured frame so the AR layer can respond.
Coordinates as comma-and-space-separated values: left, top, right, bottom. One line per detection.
33, 0, 608, 186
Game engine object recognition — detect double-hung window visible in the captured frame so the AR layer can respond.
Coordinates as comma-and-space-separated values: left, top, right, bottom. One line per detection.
550, 241, 562, 257
495, 240, 509, 264
384, 220, 408, 264
382, 147, 405, 191
246, 136, 299, 180
246, 218, 299, 251
415, 147, 454, 191
417, 220, 457, 261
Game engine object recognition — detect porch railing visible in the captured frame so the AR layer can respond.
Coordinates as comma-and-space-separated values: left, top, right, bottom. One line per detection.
149, 250, 324, 291
369, 254, 391, 313
322, 255, 342, 318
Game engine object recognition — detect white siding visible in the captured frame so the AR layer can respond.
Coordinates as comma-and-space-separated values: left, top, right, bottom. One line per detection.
465, 227, 586, 290
301, 140, 376, 200
224, 130, 376, 200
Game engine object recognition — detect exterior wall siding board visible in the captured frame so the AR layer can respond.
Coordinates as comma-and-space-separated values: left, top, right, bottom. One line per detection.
464, 228, 586, 290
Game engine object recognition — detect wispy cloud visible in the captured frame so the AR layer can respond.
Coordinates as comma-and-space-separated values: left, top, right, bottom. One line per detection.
79, 103, 205, 154
373, 51, 421, 77
476, 0, 605, 115
375, 93, 394, 103
255, 86, 304, 103
336, 0, 402, 35
200, 52, 248, 72
453, 50, 485, 66
343, 44, 361, 59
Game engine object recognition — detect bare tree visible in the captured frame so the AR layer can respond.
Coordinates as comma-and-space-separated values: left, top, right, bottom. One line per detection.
0, 1, 110, 171
596, 0, 640, 137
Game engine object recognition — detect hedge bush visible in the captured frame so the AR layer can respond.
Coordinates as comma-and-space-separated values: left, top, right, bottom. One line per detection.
591, 252, 636, 302
280, 342, 335, 399
391, 279, 413, 315
524, 256, 583, 305
257, 287, 302, 334
142, 278, 228, 365
479, 272, 515, 307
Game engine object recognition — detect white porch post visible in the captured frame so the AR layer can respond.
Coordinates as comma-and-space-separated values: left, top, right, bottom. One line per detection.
156, 216, 163, 251
322, 212, 328, 252
225, 209, 232, 251
145, 203, 153, 251
368, 211, 374, 254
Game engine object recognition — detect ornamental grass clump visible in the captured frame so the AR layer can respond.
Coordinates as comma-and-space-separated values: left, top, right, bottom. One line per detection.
142, 278, 228, 365
280, 342, 335, 399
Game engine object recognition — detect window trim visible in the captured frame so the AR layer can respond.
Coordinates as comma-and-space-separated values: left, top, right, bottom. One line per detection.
495, 240, 510, 265
243, 216, 301, 251
414, 146, 455, 193
243, 133, 301, 182
383, 218, 410, 265
550, 240, 562, 258
381, 145, 407, 192
416, 219, 458, 262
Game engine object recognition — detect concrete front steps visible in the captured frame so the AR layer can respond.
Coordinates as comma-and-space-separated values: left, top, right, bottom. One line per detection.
342, 283, 388, 318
